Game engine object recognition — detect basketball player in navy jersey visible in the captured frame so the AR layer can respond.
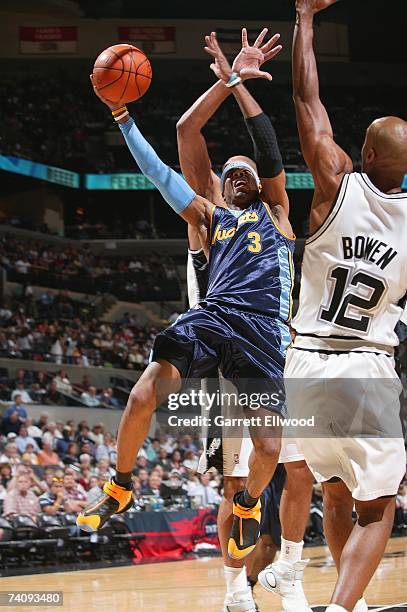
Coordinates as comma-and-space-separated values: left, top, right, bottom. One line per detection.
260, 2, 407, 612
179, 31, 314, 612
78, 29, 294, 579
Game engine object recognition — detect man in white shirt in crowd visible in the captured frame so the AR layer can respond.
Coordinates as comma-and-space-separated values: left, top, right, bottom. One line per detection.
11, 383, 33, 404
16, 426, 40, 455
188, 473, 222, 506
81, 386, 100, 407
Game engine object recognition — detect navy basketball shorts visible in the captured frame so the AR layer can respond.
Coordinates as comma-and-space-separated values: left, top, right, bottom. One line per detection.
260, 463, 286, 546
151, 301, 291, 416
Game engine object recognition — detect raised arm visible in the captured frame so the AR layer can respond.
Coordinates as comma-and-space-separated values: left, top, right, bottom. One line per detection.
293, 0, 352, 229
205, 29, 289, 215
90, 76, 215, 250
176, 81, 229, 205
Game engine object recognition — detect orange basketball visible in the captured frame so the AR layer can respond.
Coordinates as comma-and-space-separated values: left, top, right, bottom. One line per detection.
92, 44, 152, 104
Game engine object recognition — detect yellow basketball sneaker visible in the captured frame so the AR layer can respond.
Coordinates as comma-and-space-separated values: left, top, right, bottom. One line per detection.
228, 493, 262, 560
76, 479, 133, 532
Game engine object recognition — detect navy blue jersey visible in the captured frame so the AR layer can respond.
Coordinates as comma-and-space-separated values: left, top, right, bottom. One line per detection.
206, 200, 295, 321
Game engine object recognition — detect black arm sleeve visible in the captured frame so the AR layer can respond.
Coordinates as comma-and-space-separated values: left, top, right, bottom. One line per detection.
245, 112, 284, 178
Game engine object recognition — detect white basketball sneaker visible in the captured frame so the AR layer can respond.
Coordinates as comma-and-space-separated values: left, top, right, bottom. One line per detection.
222, 588, 258, 612
258, 559, 312, 612
353, 598, 368, 612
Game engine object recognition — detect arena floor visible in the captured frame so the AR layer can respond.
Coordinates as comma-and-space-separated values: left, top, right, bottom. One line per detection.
1, 537, 406, 611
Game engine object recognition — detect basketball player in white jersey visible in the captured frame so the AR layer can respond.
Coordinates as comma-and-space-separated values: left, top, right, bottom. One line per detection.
260, 2, 407, 611
178, 31, 315, 612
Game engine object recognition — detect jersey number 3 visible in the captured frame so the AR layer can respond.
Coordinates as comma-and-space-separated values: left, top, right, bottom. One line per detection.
247, 231, 262, 253
320, 266, 386, 332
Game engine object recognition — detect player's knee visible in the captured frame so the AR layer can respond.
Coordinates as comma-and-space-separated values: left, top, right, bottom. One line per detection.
356, 496, 394, 527
253, 436, 281, 463
285, 461, 314, 491
127, 382, 155, 418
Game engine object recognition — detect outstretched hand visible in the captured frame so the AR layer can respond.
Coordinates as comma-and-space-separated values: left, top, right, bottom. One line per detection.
296, 0, 339, 14
90, 74, 124, 111
204, 28, 282, 83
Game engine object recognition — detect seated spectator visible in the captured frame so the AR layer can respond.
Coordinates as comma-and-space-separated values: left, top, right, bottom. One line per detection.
87, 475, 104, 505
144, 472, 162, 496
11, 382, 33, 404
0, 442, 21, 470
78, 453, 93, 472
7, 465, 43, 496
63, 469, 87, 513
16, 426, 40, 455
95, 458, 114, 478
3, 474, 40, 520
79, 375, 92, 392
160, 469, 188, 499
25, 417, 43, 446
50, 338, 63, 365
3, 394, 27, 422
37, 440, 62, 467
95, 432, 117, 464
81, 386, 100, 407
170, 450, 185, 474
97, 387, 120, 408
38, 477, 67, 515
182, 449, 199, 474
0, 463, 12, 488
0, 411, 22, 437
42, 422, 62, 448
78, 466, 93, 492
54, 370, 73, 395
56, 426, 74, 455
34, 412, 49, 430
137, 468, 150, 494
76, 424, 95, 447
22, 443, 39, 465
89, 423, 105, 445
62, 442, 80, 467
187, 473, 222, 506
156, 447, 171, 471
44, 380, 64, 405
40, 468, 60, 493
146, 438, 160, 463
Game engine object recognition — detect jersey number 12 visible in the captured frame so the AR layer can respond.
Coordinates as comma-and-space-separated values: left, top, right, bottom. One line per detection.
320, 266, 386, 332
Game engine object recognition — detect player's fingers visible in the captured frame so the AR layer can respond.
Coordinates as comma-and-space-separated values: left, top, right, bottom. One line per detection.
254, 28, 268, 48
211, 32, 222, 53
205, 35, 215, 50
257, 70, 273, 81
204, 46, 217, 58
263, 45, 283, 62
241, 27, 248, 47
260, 33, 281, 53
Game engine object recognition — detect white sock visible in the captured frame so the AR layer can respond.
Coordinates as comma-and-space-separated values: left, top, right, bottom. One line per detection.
279, 537, 304, 564
326, 605, 348, 612
224, 565, 248, 596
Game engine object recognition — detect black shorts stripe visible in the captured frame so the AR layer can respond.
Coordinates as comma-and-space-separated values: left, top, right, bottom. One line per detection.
292, 347, 392, 357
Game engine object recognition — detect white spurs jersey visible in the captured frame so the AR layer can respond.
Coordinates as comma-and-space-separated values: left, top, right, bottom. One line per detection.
293, 173, 407, 353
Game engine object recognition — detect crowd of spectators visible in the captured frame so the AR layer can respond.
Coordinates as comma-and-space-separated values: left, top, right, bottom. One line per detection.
0, 289, 158, 370
0, 234, 180, 301
0, 367, 124, 410
1, 72, 406, 174
0, 402, 228, 534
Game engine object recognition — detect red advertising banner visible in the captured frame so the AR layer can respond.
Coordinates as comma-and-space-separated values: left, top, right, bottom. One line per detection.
19, 26, 78, 54
118, 26, 175, 54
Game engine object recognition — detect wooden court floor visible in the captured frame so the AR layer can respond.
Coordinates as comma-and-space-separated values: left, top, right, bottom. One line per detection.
1, 537, 406, 612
